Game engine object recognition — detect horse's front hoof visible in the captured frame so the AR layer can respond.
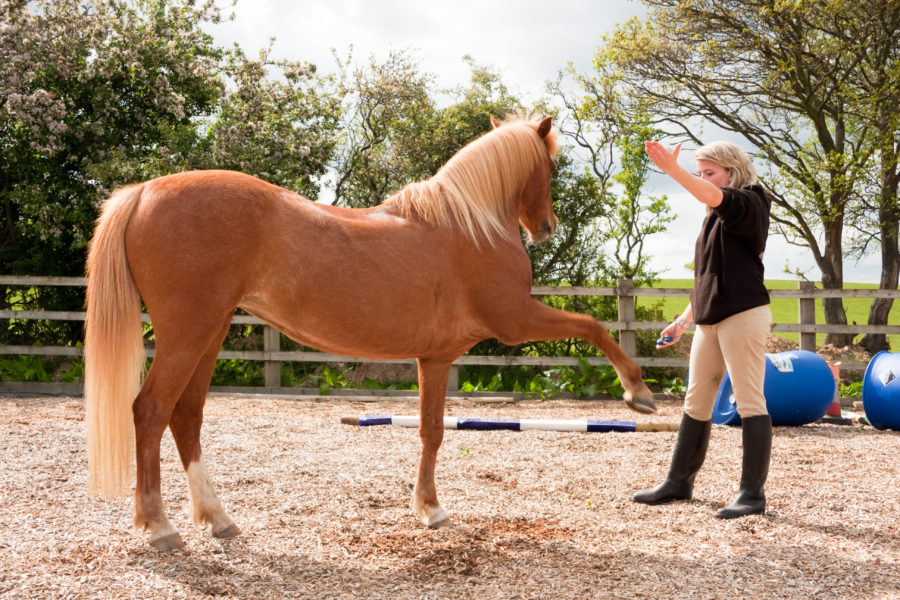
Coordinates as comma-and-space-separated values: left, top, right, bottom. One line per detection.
212, 524, 241, 539
149, 532, 185, 551
625, 394, 658, 414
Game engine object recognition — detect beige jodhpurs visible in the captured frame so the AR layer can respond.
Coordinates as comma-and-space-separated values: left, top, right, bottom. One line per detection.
684, 304, 772, 421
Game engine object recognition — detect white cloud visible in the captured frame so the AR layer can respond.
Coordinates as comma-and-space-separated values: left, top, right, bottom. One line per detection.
206, 0, 644, 101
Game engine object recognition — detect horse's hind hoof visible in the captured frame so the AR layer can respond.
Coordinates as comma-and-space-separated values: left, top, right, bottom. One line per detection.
421, 505, 452, 529
625, 395, 658, 414
213, 524, 241, 539
428, 517, 453, 529
149, 532, 186, 551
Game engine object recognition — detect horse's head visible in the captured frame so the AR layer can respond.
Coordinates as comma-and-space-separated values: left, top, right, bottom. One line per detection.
389, 115, 560, 247
492, 115, 558, 243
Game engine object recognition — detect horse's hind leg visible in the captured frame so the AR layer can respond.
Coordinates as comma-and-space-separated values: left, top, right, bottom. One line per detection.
168, 318, 239, 540
133, 317, 232, 550
132, 354, 196, 550
412, 358, 452, 528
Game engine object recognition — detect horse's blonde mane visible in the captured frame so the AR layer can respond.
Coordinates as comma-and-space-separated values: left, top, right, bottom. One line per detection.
386, 117, 559, 245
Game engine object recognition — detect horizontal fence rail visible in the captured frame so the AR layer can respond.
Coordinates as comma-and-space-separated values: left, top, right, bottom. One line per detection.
2, 275, 899, 395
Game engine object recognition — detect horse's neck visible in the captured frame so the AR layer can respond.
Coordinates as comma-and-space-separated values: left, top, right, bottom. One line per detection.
501, 200, 526, 240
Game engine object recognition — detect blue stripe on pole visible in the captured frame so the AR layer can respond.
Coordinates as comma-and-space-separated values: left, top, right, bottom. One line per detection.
456, 418, 521, 430
586, 420, 637, 432
358, 415, 393, 426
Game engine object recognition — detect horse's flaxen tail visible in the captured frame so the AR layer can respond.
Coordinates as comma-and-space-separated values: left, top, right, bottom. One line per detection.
85, 183, 146, 498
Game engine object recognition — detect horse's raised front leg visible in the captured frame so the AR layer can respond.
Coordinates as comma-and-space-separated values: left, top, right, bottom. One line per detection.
168, 319, 239, 541
412, 358, 453, 528
499, 299, 657, 414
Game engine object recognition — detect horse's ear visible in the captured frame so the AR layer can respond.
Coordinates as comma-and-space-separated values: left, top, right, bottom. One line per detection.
537, 116, 553, 139
490, 115, 502, 129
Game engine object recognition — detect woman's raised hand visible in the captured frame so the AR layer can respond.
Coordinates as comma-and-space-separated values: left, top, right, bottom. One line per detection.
645, 141, 682, 174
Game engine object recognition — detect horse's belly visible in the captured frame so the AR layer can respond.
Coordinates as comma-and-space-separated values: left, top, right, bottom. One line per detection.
239, 294, 475, 361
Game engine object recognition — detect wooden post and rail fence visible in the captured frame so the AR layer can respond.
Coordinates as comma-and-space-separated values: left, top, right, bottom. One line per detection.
2, 276, 899, 396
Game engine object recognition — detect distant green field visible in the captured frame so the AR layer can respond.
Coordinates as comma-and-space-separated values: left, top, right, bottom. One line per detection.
637, 279, 900, 349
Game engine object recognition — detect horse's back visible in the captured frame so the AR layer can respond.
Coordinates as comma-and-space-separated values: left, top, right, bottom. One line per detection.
129, 170, 295, 239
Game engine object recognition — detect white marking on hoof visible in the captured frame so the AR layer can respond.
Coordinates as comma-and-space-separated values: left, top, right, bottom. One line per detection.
186, 456, 236, 535
424, 506, 451, 528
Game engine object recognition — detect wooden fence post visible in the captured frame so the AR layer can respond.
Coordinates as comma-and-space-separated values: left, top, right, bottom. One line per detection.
617, 279, 637, 357
798, 280, 816, 351
447, 365, 458, 392
263, 325, 281, 388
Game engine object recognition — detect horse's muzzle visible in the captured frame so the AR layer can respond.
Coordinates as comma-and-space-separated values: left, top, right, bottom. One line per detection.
531, 220, 556, 243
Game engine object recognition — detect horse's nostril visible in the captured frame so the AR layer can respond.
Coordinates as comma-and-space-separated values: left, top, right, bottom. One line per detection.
542, 222, 554, 238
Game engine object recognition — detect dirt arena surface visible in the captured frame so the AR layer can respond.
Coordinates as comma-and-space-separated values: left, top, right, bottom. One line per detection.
1, 394, 898, 599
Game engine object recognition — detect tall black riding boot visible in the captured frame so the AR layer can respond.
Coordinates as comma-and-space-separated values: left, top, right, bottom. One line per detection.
633, 412, 711, 505
715, 414, 772, 519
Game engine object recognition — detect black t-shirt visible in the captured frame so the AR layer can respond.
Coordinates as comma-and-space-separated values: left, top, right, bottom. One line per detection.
690, 185, 771, 325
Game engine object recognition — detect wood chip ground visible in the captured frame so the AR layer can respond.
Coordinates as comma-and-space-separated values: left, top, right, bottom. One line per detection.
1, 394, 898, 599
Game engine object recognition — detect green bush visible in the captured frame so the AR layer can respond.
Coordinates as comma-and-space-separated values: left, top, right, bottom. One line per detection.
211, 359, 264, 387
840, 380, 863, 399
0, 354, 51, 382
544, 358, 624, 398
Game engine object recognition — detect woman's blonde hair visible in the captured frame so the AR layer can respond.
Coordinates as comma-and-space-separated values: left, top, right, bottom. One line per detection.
695, 141, 758, 188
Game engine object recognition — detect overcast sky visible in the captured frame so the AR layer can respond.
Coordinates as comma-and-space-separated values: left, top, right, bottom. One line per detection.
205, 0, 881, 284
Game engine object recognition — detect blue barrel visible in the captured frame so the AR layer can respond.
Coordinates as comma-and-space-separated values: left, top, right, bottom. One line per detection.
862, 351, 900, 431
711, 350, 835, 426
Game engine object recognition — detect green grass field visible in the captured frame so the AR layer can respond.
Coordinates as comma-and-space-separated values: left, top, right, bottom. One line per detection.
637, 279, 900, 349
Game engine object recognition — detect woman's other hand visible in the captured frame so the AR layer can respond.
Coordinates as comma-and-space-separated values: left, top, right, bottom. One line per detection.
656, 316, 688, 349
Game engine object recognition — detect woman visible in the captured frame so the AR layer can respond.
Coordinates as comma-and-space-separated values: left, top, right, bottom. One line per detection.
633, 140, 772, 519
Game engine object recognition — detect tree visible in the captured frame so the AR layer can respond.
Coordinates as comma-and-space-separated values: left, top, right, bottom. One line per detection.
603, 112, 674, 281
841, 2, 900, 352
598, 0, 900, 347
0, 0, 342, 348
426, 56, 527, 173
0, 0, 224, 277
198, 45, 341, 199
329, 52, 530, 206
329, 48, 438, 208
547, 68, 673, 286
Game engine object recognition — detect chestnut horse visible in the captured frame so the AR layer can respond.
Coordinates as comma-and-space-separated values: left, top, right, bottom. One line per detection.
85, 115, 656, 550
